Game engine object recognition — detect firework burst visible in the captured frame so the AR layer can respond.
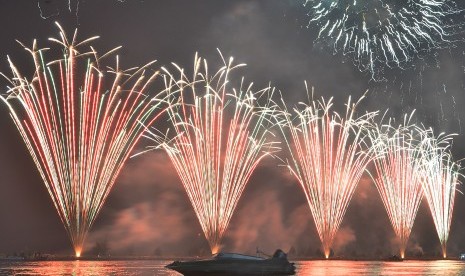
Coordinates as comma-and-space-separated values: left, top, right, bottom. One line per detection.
368, 114, 424, 259
277, 91, 377, 258
143, 53, 280, 254
0, 23, 171, 256
418, 130, 462, 258
304, 0, 461, 79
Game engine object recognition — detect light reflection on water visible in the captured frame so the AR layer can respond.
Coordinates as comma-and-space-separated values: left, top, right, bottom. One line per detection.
0, 260, 177, 276
297, 260, 465, 275
0, 260, 464, 275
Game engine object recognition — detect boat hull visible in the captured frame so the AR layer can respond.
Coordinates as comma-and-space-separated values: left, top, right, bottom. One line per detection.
166, 258, 296, 275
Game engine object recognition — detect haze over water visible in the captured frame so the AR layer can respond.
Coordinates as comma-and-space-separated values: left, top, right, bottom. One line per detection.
0, 260, 464, 275
1, 1, 465, 273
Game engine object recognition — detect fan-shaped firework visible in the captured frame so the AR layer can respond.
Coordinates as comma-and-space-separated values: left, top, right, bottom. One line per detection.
0, 23, 171, 257
277, 93, 377, 258
143, 53, 280, 254
368, 114, 423, 259
418, 131, 461, 258
304, 0, 460, 78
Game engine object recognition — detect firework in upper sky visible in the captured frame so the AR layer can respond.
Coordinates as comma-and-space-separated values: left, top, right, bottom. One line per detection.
0, 22, 171, 257
418, 130, 461, 258
304, 0, 461, 79
368, 114, 424, 259
143, 53, 280, 254
277, 91, 377, 258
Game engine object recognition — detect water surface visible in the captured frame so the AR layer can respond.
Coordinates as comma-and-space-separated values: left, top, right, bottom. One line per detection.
0, 259, 464, 275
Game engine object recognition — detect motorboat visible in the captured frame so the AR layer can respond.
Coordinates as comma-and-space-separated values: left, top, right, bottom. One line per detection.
166, 249, 296, 275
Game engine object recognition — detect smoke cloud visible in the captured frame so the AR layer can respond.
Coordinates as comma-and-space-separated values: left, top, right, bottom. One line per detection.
0, 0, 464, 258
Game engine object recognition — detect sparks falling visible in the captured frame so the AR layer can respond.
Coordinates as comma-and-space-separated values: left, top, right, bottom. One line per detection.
304, 0, 461, 79
368, 114, 424, 259
418, 131, 462, 259
0, 23, 170, 256
277, 92, 377, 258
143, 53, 280, 254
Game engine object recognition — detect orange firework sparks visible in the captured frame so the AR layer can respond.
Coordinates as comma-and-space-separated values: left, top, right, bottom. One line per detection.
277, 91, 377, 258
418, 130, 462, 259
0, 23, 172, 256
368, 113, 424, 259
143, 53, 280, 253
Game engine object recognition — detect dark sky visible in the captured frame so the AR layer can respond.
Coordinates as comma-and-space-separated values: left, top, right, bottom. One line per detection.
0, 0, 465, 257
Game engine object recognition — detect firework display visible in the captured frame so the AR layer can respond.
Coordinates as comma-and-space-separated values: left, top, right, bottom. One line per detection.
277, 93, 377, 258
368, 115, 424, 258
418, 131, 461, 258
143, 53, 280, 254
0, 9, 463, 259
304, 0, 460, 78
0, 23, 171, 257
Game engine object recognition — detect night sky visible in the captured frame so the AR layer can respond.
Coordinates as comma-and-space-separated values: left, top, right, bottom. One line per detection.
1, 0, 465, 257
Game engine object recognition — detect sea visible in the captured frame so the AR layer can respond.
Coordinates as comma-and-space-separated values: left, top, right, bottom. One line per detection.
0, 259, 464, 275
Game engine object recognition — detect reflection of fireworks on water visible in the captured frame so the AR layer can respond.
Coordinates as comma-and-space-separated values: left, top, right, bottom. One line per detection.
0, 23, 170, 256
277, 92, 377, 258
143, 53, 280, 254
418, 130, 461, 258
368, 114, 423, 259
304, 0, 461, 79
